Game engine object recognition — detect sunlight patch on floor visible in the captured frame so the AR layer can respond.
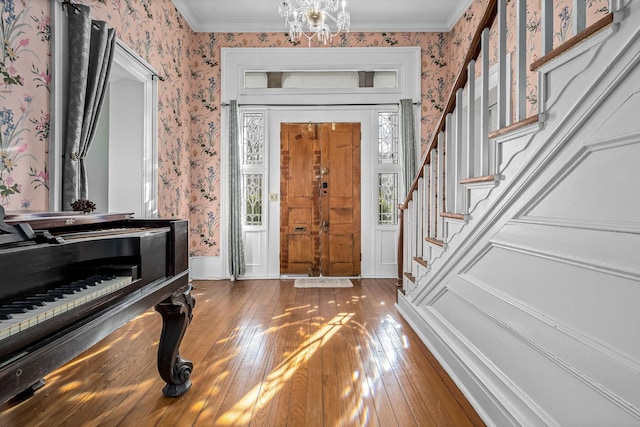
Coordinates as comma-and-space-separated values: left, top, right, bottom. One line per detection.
215, 312, 355, 425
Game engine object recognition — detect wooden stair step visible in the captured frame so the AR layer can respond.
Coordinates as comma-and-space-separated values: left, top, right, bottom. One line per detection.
440, 212, 468, 221
413, 257, 428, 268
530, 13, 614, 71
488, 115, 540, 139
425, 237, 445, 248
404, 272, 416, 283
460, 175, 498, 185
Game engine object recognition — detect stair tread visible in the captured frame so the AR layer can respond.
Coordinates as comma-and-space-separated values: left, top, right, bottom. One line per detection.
488, 115, 539, 139
530, 13, 614, 71
460, 175, 498, 185
403, 272, 416, 283
440, 212, 468, 221
412, 257, 428, 268
425, 237, 445, 247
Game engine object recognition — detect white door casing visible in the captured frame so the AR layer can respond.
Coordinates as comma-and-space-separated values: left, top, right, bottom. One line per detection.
210, 47, 420, 280
51, 3, 158, 217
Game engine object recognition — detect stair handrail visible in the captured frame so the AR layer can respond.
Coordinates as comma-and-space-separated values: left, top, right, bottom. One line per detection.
396, 0, 619, 287
396, 0, 497, 286
401, 0, 498, 209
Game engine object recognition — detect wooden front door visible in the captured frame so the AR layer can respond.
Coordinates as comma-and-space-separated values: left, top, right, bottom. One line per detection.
280, 122, 361, 276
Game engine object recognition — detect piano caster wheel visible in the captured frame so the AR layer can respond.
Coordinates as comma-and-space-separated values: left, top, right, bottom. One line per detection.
162, 363, 192, 398
162, 379, 192, 398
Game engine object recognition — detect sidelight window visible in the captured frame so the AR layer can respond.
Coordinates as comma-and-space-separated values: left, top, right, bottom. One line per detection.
378, 173, 398, 225
376, 110, 400, 225
243, 174, 263, 226
242, 113, 264, 165
378, 112, 399, 164
241, 111, 266, 227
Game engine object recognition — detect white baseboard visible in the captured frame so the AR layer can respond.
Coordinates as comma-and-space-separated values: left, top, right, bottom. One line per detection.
190, 256, 225, 280
396, 292, 547, 427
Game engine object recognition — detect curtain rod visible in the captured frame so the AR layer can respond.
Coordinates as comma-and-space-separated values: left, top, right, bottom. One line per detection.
221, 102, 421, 108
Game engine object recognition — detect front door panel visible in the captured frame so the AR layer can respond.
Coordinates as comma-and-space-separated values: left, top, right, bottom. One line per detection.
280, 123, 320, 275
280, 123, 361, 276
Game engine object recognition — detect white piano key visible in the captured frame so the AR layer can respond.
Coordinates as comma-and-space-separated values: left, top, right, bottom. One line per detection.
0, 276, 133, 341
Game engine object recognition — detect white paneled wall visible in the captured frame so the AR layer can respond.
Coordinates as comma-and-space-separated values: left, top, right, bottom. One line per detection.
397, 1, 639, 425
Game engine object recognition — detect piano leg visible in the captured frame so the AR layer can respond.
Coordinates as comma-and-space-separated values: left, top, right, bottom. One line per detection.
155, 284, 195, 397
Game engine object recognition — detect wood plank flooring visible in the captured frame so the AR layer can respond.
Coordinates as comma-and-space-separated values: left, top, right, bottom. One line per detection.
0, 279, 484, 426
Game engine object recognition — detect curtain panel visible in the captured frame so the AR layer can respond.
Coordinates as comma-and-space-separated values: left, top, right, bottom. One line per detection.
228, 100, 246, 279
62, 4, 115, 209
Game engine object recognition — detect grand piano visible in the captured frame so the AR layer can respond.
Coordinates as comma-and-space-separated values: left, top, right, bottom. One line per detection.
0, 206, 195, 404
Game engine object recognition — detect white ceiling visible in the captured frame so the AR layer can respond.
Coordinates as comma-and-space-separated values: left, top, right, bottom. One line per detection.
171, 0, 472, 33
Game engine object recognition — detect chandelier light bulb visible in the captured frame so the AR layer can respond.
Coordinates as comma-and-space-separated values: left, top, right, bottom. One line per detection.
279, 0, 351, 45
306, 10, 325, 29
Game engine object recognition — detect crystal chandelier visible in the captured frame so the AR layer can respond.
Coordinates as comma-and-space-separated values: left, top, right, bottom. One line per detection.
279, 0, 351, 45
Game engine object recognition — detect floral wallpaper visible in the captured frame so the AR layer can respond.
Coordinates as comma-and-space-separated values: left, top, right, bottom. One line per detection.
1, 0, 193, 220
81, 0, 193, 222
1, 0, 610, 257
188, 31, 452, 255
1, 0, 51, 210
449, 0, 609, 119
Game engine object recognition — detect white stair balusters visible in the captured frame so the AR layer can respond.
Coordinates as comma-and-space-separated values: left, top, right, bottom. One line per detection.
516, 0, 528, 122
574, 0, 587, 35
542, 0, 554, 56
436, 133, 445, 242
429, 150, 437, 241
466, 60, 476, 182
454, 89, 465, 213
480, 28, 491, 177
497, 0, 508, 129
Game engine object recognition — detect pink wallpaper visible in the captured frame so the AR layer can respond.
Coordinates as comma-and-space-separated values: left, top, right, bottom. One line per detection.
84, 0, 194, 222
188, 31, 451, 255
1, 0, 51, 210
0, 0, 609, 257
447, 0, 608, 120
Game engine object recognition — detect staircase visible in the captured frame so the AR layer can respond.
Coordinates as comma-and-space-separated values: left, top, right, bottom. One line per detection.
396, 1, 640, 425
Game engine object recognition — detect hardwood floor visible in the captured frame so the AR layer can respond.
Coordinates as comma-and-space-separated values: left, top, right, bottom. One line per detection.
0, 279, 484, 426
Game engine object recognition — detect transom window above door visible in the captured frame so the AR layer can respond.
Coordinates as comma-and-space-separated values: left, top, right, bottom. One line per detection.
244, 70, 398, 89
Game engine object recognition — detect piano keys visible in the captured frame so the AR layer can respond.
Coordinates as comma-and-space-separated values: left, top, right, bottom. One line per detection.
0, 274, 133, 341
0, 210, 195, 404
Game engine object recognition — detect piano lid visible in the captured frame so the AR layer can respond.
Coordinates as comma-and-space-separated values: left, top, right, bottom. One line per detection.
4, 211, 134, 230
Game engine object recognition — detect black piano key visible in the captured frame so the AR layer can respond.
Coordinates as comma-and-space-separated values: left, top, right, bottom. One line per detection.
0, 307, 28, 315
46, 289, 69, 297
27, 295, 57, 303
2, 303, 38, 310
0, 312, 13, 320
13, 299, 46, 307
62, 283, 82, 289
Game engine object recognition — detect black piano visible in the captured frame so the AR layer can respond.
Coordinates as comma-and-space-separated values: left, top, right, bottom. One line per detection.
0, 207, 195, 404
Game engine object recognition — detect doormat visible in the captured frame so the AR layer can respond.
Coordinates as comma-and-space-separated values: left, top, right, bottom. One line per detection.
294, 278, 353, 288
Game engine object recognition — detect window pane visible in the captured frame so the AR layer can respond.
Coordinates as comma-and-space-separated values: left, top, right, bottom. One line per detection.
242, 113, 264, 165
378, 112, 398, 164
378, 173, 398, 225
243, 174, 263, 226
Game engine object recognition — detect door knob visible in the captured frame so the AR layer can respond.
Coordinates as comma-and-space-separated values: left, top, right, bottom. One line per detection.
322, 221, 329, 232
